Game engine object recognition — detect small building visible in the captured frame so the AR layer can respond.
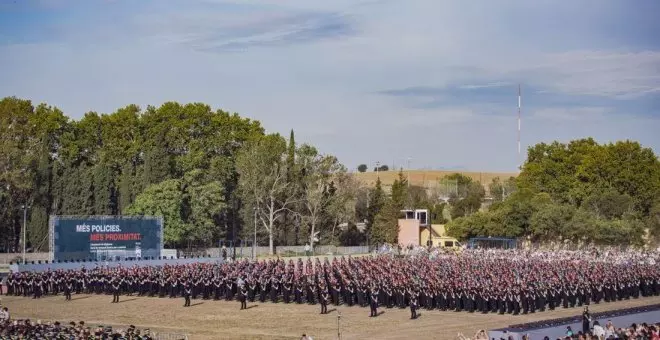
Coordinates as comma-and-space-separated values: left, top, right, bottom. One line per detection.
397, 209, 460, 248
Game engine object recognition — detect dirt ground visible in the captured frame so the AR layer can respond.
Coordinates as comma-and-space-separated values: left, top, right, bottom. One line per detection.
3, 293, 660, 340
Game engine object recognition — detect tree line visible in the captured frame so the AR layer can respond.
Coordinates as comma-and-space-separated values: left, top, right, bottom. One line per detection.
0, 97, 270, 252
446, 138, 660, 246
0, 97, 422, 254
3, 96, 657, 252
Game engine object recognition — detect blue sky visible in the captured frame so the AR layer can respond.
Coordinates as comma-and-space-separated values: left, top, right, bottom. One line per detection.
1, 0, 659, 172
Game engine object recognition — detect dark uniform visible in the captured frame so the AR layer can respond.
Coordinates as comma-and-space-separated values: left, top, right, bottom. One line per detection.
369, 288, 379, 317
111, 278, 121, 303
409, 291, 418, 319
64, 279, 73, 301
183, 283, 192, 307
582, 307, 591, 334
320, 288, 329, 314
239, 286, 248, 310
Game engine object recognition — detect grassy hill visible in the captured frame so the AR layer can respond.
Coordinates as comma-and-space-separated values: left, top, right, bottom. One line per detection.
352, 170, 518, 196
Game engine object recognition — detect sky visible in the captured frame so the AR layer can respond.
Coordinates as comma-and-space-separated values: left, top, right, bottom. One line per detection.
1, 0, 659, 172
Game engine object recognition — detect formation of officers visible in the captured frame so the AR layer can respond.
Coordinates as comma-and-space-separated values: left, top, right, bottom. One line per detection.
4, 249, 660, 319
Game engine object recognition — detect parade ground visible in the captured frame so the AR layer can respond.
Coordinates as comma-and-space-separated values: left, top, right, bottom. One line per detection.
3, 294, 660, 339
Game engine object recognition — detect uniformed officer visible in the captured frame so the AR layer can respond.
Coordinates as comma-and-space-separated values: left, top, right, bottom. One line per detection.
183, 281, 192, 307
409, 290, 418, 319
369, 286, 379, 317
111, 277, 121, 303
64, 278, 73, 301
320, 286, 330, 314
239, 285, 248, 310
582, 306, 591, 334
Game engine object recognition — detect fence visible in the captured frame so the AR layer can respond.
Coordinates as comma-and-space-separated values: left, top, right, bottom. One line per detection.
0, 249, 178, 264
1, 245, 371, 265
11, 257, 224, 273
205, 245, 370, 258
522, 240, 643, 252
0, 252, 49, 264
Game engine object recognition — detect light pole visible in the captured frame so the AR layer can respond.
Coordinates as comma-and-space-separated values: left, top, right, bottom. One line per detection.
375, 161, 380, 177
21, 204, 30, 264
253, 206, 257, 260
232, 199, 237, 260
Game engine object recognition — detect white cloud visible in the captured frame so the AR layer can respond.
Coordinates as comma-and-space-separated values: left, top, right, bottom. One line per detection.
516, 51, 660, 99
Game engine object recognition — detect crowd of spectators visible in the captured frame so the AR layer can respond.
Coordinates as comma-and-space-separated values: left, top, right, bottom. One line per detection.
0, 305, 155, 340
560, 320, 660, 340
458, 321, 660, 340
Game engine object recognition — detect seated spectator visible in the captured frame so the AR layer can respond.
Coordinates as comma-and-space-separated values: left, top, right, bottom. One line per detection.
0, 307, 9, 322
592, 321, 605, 338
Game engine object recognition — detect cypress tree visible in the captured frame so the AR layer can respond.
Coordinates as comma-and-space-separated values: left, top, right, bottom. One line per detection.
93, 162, 115, 215
143, 136, 171, 186
50, 161, 64, 215
282, 129, 296, 245
366, 177, 385, 242
80, 164, 95, 215
61, 164, 80, 214
118, 163, 134, 214
28, 138, 52, 251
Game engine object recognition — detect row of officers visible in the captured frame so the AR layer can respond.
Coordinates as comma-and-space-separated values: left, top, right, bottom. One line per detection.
6, 274, 660, 316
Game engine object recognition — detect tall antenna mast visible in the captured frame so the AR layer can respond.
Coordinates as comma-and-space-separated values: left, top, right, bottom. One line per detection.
517, 84, 521, 171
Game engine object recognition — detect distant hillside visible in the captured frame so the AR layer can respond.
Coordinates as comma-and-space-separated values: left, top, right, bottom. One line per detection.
352, 170, 518, 197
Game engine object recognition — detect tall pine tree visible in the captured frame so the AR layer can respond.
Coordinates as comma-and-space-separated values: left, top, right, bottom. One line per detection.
371, 173, 408, 245
28, 138, 52, 251
118, 163, 134, 214
366, 177, 385, 244
61, 165, 81, 214
93, 162, 115, 214
79, 165, 95, 215
282, 129, 296, 245
143, 135, 171, 186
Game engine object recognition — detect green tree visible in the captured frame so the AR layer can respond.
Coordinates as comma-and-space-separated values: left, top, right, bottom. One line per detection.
489, 177, 517, 202
593, 217, 645, 246
326, 171, 358, 245
339, 223, 365, 246
183, 169, 226, 244
79, 165, 95, 215
371, 172, 408, 245
143, 135, 171, 186
357, 164, 368, 173
236, 134, 294, 254
443, 174, 486, 219
519, 138, 599, 204
365, 178, 385, 243
391, 171, 408, 210
406, 185, 429, 209
576, 141, 660, 214
529, 202, 576, 242
370, 201, 400, 245
281, 129, 297, 245
126, 179, 187, 247
117, 163, 135, 214
298, 147, 345, 249
93, 163, 115, 215
582, 188, 633, 220
28, 137, 51, 251
647, 200, 660, 241
0, 96, 274, 252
